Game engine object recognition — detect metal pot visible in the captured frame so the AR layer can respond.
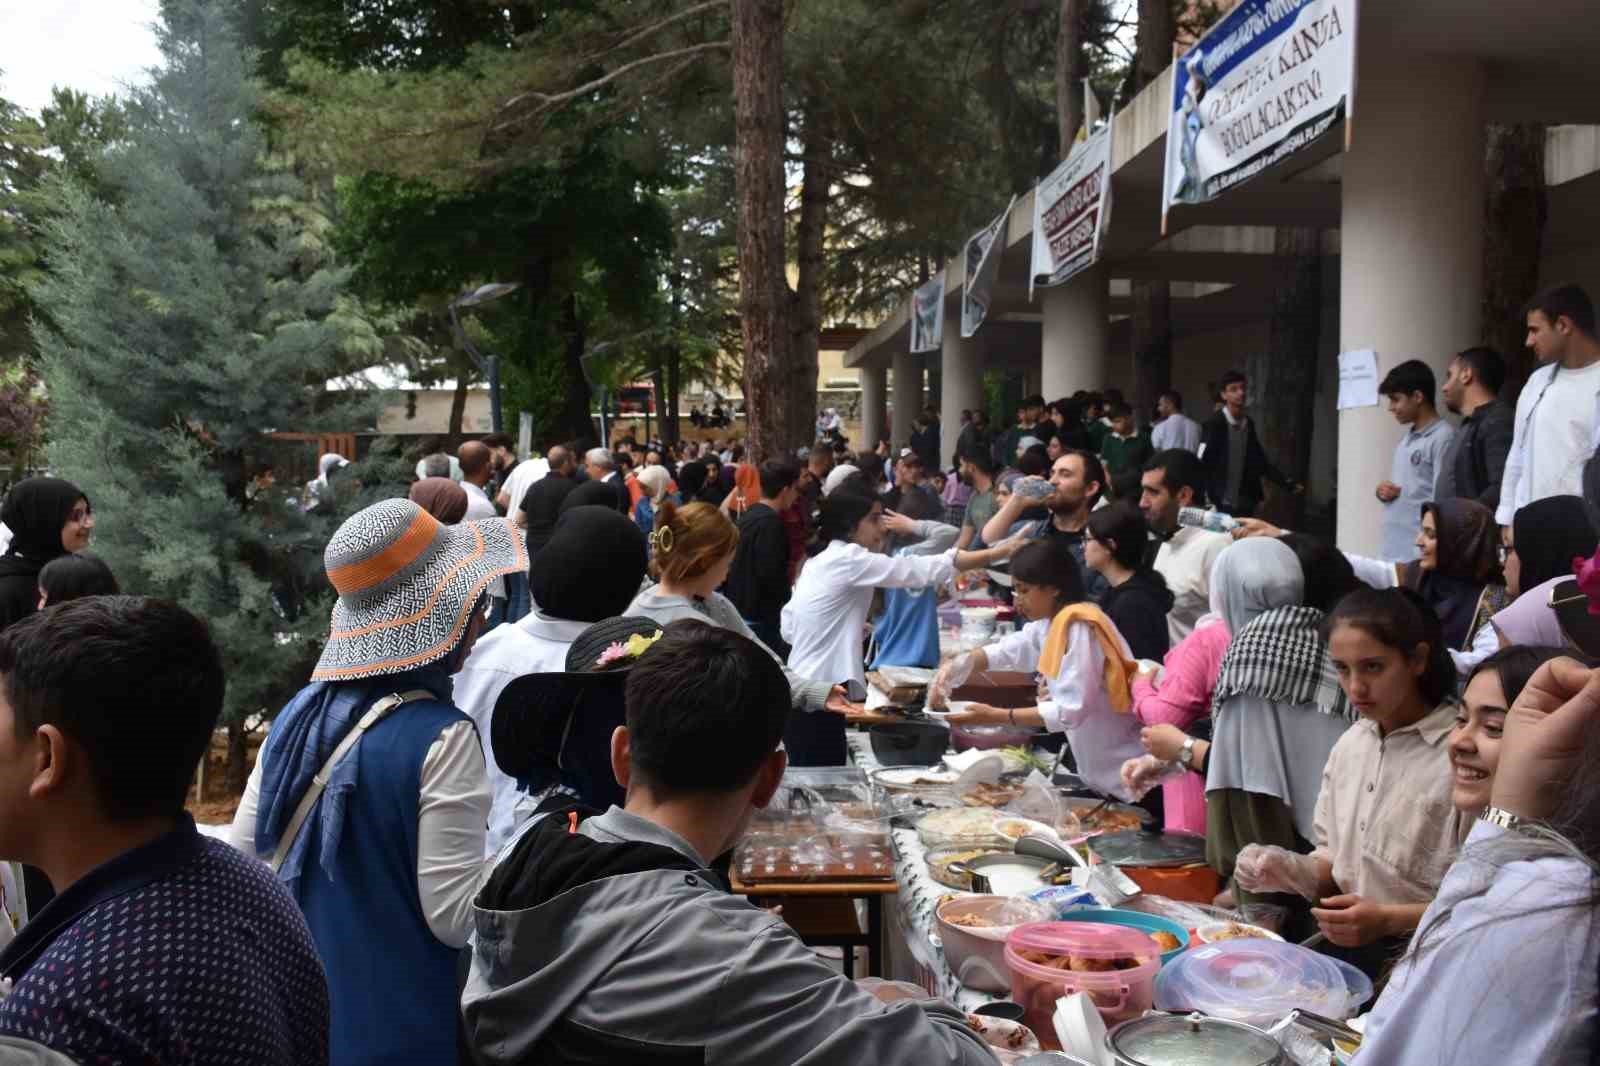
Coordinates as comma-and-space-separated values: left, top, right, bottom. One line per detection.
1107, 1012, 1289, 1066
868, 721, 950, 766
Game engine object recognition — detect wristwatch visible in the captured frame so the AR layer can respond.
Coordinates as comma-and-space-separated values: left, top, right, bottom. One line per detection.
1179, 737, 1198, 769
1479, 806, 1525, 831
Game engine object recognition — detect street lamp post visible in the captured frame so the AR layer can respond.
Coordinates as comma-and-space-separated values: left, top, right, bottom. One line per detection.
448, 282, 521, 434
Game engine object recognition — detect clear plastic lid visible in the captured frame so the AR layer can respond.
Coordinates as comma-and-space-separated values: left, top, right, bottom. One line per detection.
1153, 939, 1374, 1025
1006, 920, 1162, 961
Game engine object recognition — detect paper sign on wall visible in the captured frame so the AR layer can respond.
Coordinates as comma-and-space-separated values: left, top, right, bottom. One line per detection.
1337, 349, 1378, 410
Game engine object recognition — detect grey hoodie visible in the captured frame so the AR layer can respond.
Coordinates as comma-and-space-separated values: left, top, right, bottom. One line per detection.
462, 806, 997, 1066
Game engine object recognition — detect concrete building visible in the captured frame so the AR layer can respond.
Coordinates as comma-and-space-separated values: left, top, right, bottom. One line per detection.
843, 1, 1600, 554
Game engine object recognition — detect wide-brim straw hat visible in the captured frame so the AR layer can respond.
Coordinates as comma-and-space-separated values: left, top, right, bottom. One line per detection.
312, 497, 527, 681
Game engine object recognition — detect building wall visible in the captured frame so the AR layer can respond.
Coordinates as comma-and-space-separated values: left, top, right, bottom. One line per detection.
377, 389, 494, 435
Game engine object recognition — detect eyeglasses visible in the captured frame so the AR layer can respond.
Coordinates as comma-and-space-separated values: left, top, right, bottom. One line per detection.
1497, 544, 1516, 564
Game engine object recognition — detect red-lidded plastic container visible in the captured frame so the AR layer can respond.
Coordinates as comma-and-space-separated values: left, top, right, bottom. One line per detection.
1004, 922, 1162, 1036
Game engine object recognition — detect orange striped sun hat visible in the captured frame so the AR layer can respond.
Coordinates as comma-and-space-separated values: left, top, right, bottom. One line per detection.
312, 498, 528, 681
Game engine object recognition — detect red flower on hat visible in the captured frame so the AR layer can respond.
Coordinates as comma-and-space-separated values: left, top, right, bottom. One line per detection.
1574, 549, 1600, 616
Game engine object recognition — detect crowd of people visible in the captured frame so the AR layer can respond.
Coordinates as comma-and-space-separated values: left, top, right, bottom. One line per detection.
0, 285, 1595, 1065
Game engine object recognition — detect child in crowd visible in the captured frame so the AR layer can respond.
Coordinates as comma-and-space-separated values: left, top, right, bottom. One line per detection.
932, 540, 1145, 802
1236, 588, 1466, 979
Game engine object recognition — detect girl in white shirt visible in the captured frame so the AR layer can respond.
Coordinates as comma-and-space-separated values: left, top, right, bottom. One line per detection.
931, 539, 1145, 801
781, 492, 1014, 692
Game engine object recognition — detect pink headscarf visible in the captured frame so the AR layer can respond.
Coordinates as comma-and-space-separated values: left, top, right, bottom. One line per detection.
1489, 575, 1567, 647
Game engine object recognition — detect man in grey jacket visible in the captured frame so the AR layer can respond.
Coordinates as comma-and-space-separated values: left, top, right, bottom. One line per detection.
463, 621, 996, 1066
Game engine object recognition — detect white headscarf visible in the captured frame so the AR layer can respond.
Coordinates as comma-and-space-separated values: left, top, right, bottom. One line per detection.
636, 464, 672, 504
1208, 538, 1303, 636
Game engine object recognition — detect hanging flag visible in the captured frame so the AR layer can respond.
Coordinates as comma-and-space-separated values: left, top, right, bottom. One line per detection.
1030, 117, 1114, 297
909, 275, 945, 354
960, 195, 1018, 339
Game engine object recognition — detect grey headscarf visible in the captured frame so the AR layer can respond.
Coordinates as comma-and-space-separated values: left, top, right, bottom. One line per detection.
1208, 538, 1304, 635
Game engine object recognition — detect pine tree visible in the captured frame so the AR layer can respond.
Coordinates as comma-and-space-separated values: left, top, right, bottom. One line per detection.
32, 0, 377, 787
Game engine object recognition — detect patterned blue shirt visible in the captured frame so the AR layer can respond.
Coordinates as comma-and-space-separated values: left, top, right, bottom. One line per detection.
0, 818, 328, 1066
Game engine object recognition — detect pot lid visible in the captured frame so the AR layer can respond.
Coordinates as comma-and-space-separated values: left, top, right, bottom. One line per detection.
1108, 1012, 1284, 1066
1089, 830, 1207, 868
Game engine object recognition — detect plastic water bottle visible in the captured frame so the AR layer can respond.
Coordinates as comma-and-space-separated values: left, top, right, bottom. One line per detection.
1178, 506, 1238, 534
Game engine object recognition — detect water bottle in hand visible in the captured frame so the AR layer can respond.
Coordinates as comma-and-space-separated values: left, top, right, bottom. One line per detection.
1178, 506, 1238, 534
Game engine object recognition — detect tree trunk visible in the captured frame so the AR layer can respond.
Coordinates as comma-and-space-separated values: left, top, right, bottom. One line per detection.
225, 718, 248, 794
1249, 227, 1322, 504
448, 363, 468, 435
665, 342, 682, 444
1055, 0, 1088, 153
1130, 281, 1171, 423
1483, 123, 1547, 400
560, 292, 594, 444
790, 103, 830, 449
732, 0, 790, 463
1127, 0, 1175, 425
1134, 0, 1174, 89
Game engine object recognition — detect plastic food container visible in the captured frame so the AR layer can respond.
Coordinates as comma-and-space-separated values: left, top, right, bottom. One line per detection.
1004, 922, 1162, 1034
1054, 909, 1191, 966
936, 896, 1055, 992
1154, 939, 1374, 1026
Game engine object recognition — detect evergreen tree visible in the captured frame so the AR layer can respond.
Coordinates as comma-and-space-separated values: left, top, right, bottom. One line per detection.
31, 0, 377, 786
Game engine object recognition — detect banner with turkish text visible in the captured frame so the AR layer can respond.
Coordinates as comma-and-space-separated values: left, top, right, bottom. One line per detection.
1161, 0, 1356, 218
1030, 121, 1113, 296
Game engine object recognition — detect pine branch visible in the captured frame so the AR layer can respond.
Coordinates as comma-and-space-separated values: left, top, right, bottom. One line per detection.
489, 41, 731, 135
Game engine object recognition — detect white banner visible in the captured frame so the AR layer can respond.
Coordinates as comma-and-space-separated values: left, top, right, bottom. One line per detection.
1030, 120, 1114, 297
1162, 0, 1356, 218
909, 275, 945, 354
960, 196, 1017, 338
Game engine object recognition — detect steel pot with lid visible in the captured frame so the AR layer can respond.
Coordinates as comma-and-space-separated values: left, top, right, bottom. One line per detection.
1107, 1011, 1288, 1066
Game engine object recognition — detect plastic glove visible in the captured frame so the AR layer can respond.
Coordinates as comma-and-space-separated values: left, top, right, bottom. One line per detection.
1233, 844, 1323, 901
1119, 754, 1177, 801
928, 651, 978, 709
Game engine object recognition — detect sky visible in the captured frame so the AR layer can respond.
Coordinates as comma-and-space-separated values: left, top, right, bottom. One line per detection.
0, 0, 163, 116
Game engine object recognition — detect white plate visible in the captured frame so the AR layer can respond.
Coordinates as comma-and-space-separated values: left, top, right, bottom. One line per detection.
1195, 921, 1286, 944
965, 1015, 1042, 1059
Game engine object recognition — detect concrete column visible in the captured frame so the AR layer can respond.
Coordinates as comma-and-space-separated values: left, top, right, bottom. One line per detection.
940, 307, 985, 466
890, 349, 922, 450
1040, 264, 1110, 400
860, 364, 887, 451
1337, 50, 1485, 554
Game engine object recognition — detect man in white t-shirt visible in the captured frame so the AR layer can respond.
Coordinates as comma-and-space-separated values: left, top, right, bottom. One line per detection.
1498, 283, 1600, 527
498, 453, 552, 524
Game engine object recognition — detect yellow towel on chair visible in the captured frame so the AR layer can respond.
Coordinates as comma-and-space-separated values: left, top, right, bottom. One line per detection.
1036, 603, 1137, 713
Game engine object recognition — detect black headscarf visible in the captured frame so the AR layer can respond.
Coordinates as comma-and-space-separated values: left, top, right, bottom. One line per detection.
528, 506, 648, 622
560, 479, 626, 515
2, 477, 87, 561
522, 473, 577, 554
1402, 498, 1503, 651
0, 477, 89, 631
1513, 495, 1598, 595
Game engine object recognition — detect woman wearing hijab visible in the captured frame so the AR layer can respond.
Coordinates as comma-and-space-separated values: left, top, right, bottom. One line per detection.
1233, 498, 1509, 667
453, 506, 650, 854
228, 498, 525, 1066
1484, 495, 1600, 654
0, 477, 93, 630
1205, 537, 1354, 937
561, 478, 629, 515
632, 464, 677, 534
407, 476, 470, 525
